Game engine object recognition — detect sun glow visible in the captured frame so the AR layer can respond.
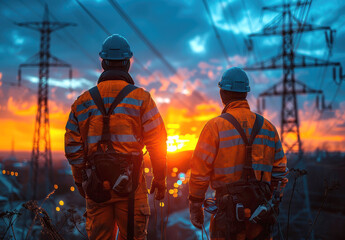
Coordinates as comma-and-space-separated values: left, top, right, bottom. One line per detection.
166, 122, 199, 153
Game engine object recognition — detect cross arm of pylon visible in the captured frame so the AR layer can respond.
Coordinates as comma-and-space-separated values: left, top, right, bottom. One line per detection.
49, 55, 72, 68
294, 53, 340, 68
258, 80, 322, 97
243, 54, 282, 71
15, 21, 76, 32
262, 2, 310, 13
48, 22, 77, 32
15, 22, 43, 31
244, 53, 340, 71
250, 24, 331, 37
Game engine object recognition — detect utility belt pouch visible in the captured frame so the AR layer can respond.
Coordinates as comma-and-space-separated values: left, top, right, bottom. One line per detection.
82, 166, 111, 203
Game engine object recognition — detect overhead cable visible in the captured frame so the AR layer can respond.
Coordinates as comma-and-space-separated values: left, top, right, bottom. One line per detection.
202, 0, 230, 66
107, 0, 184, 80
75, 0, 154, 76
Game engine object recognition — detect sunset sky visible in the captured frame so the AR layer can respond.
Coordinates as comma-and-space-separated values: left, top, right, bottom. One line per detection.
0, 0, 345, 157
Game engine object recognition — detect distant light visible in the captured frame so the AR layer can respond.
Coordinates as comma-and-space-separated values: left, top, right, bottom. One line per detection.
168, 189, 174, 195
159, 202, 165, 207
15, 172, 18, 177
2, 170, 5, 175
10, 171, 14, 176
173, 183, 179, 188
70, 186, 75, 192
59, 200, 64, 206
173, 193, 178, 198
144, 168, 150, 173
54, 184, 58, 190
171, 172, 177, 178
56, 207, 60, 212
7, 171, 10, 175
177, 180, 182, 185
172, 167, 178, 173
156, 97, 171, 104
174, 189, 178, 193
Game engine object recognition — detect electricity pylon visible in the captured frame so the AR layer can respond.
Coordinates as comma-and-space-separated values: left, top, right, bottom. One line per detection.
16, 5, 74, 199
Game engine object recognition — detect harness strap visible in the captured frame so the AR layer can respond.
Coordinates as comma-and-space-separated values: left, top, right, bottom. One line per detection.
221, 113, 249, 144
89, 86, 107, 115
220, 113, 264, 181
89, 84, 138, 240
249, 113, 264, 145
89, 84, 138, 144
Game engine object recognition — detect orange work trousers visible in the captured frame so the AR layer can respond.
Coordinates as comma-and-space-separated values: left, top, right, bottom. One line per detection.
85, 180, 150, 240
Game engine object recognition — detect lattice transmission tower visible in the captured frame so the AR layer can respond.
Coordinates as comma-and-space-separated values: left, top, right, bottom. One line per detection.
16, 5, 74, 199
243, 1, 342, 239
244, 1, 341, 154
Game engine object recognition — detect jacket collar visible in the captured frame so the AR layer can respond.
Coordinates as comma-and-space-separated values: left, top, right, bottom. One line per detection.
97, 70, 134, 85
222, 100, 250, 114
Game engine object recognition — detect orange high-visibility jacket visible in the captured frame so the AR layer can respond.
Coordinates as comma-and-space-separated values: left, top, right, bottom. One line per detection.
64, 80, 167, 183
189, 100, 288, 200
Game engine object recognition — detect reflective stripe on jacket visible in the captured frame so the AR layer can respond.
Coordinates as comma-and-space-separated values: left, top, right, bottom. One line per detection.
64, 80, 167, 183
189, 100, 288, 200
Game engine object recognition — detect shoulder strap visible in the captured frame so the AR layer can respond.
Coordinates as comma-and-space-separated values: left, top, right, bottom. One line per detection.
220, 113, 265, 181
107, 84, 137, 116
249, 113, 264, 145
89, 86, 107, 116
89, 84, 138, 116
220, 113, 249, 145
88, 84, 138, 145
220, 113, 264, 146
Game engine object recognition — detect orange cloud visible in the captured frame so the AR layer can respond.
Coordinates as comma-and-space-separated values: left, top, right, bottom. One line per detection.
1, 93, 69, 152
261, 101, 345, 152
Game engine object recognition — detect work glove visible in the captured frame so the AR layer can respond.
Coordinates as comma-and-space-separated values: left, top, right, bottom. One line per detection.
189, 200, 204, 229
150, 178, 166, 201
75, 182, 85, 198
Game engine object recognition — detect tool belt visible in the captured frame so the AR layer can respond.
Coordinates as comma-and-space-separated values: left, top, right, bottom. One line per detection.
83, 148, 143, 203
215, 180, 272, 232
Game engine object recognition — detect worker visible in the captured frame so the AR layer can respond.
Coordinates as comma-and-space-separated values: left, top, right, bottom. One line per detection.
64, 34, 167, 240
188, 67, 288, 240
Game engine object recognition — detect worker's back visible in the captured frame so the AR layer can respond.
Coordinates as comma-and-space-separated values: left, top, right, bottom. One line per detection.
189, 99, 287, 197
67, 80, 165, 158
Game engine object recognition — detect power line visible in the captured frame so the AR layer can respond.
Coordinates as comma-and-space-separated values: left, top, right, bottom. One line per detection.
75, 0, 111, 36
75, 0, 155, 77
107, 0, 184, 79
241, 0, 262, 62
217, 0, 242, 55
241, 0, 254, 32
201, 0, 230, 66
